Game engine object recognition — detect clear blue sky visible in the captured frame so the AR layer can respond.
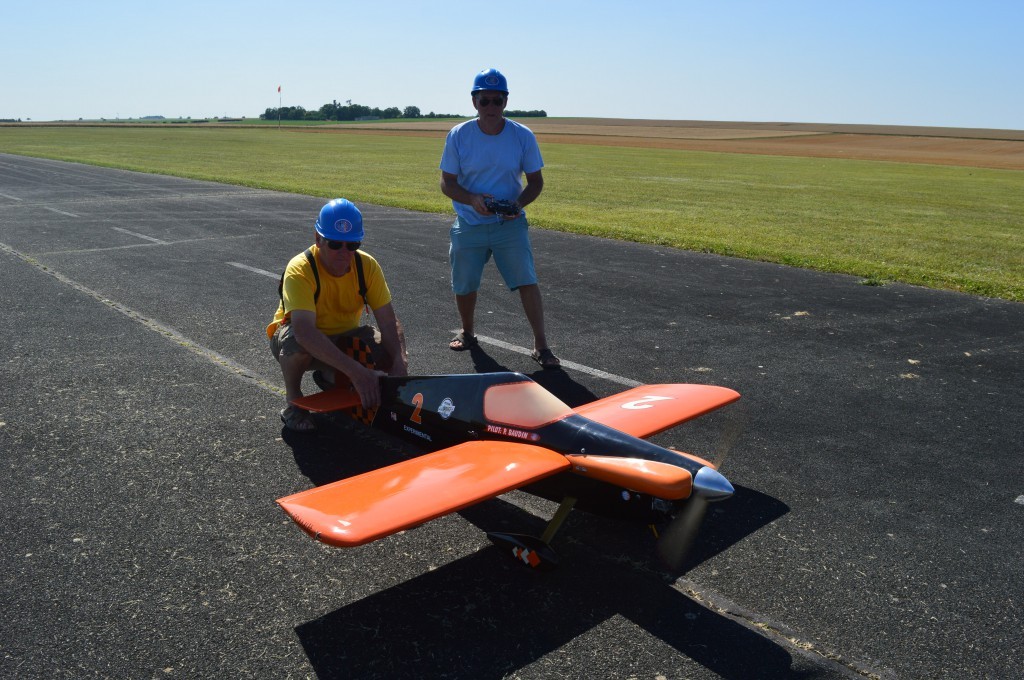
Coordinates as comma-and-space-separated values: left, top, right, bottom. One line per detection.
5, 0, 1022, 130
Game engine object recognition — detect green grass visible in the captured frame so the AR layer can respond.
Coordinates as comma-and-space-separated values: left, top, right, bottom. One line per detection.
2, 125, 1021, 301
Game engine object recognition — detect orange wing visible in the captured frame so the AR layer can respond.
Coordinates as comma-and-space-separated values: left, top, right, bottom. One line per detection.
573, 384, 740, 438
276, 441, 570, 547
290, 388, 362, 413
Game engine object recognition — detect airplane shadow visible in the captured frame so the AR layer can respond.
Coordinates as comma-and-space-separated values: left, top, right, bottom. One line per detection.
295, 489, 795, 679
524, 482, 790, 575
282, 365, 793, 677
282, 417, 417, 486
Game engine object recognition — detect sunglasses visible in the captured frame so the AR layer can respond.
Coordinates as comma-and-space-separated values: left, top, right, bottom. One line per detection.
477, 96, 505, 107
325, 239, 360, 251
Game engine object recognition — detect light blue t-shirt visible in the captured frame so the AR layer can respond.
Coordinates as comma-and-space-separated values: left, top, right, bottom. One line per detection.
439, 118, 544, 225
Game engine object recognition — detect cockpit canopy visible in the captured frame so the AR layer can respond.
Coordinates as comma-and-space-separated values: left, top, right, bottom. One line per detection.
483, 380, 572, 429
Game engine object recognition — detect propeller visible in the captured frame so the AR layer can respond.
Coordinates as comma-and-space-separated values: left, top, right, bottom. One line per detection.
655, 404, 747, 572
655, 489, 711, 570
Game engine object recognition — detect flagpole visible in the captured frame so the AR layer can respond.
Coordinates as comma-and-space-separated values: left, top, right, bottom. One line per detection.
277, 86, 281, 129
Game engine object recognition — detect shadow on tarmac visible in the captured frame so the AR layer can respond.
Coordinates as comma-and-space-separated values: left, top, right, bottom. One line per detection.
468, 342, 600, 407
294, 490, 794, 679
281, 357, 793, 678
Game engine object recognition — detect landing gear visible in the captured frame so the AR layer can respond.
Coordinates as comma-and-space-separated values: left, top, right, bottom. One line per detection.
487, 496, 577, 569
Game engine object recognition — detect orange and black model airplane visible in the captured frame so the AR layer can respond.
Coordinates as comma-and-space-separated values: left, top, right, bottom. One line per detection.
277, 371, 740, 569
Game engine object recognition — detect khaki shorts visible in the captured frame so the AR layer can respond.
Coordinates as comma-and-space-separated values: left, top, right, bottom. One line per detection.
270, 323, 392, 372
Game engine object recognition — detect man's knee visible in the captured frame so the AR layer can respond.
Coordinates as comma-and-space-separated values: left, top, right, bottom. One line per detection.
271, 324, 310, 361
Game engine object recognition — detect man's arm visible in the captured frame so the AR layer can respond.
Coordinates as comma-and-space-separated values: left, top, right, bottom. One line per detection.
371, 302, 408, 377
515, 170, 544, 210
440, 171, 491, 215
289, 310, 383, 408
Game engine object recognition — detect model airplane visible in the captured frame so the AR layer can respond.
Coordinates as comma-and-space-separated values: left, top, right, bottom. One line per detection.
277, 371, 740, 569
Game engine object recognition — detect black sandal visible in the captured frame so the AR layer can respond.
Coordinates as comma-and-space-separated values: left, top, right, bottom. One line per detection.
280, 405, 316, 432
449, 332, 478, 351
531, 348, 561, 369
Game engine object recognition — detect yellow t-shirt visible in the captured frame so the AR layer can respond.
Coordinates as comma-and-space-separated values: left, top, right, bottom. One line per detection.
266, 246, 392, 338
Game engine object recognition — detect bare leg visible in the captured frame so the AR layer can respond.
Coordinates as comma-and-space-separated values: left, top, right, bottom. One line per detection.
518, 284, 549, 351
278, 350, 313, 404
451, 292, 478, 349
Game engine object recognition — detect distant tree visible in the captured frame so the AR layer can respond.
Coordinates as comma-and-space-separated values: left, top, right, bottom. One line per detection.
319, 100, 341, 120
340, 104, 372, 120
259, 101, 467, 121
260, 106, 307, 121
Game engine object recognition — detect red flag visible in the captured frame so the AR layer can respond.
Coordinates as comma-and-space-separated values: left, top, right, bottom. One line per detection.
277, 85, 281, 93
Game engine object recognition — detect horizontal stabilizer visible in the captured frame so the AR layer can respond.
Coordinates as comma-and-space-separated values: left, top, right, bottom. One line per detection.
277, 441, 570, 547
573, 384, 740, 439
290, 388, 362, 413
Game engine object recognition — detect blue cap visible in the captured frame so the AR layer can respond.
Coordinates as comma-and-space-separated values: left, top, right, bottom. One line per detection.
314, 199, 364, 241
472, 68, 508, 94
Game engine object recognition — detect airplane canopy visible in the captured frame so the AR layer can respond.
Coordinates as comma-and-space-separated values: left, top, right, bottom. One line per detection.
483, 380, 573, 428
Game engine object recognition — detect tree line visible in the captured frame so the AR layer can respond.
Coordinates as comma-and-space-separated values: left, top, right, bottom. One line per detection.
260, 100, 547, 121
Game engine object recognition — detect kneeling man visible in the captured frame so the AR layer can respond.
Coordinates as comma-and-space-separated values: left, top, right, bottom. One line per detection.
267, 198, 408, 431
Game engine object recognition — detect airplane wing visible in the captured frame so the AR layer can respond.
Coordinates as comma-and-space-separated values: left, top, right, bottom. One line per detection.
573, 384, 740, 439
276, 441, 570, 547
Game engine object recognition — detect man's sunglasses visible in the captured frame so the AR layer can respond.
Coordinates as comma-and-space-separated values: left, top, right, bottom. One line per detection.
325, 240, 360, 251
477, 96, 505, 107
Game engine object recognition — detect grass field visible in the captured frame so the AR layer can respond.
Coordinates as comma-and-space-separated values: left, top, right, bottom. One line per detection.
1, 124, 1021, 301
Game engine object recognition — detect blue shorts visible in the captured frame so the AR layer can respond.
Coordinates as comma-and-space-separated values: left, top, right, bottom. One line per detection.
449, 214, 537, 295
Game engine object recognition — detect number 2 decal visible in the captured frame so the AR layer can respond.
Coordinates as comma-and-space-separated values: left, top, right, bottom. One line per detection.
621, 395, 672, 410
410, 392, 424, 424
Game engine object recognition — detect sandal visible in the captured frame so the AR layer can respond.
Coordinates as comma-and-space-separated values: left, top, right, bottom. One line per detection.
280, 405, 316, 432
531, 348, 561, 369
449, 331, 478, 352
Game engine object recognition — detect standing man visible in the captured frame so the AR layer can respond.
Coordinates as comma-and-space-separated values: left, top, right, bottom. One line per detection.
439, 67, 560, 369
267, 198, 408, 432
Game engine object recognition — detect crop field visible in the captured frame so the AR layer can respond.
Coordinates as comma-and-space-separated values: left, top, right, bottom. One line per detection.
1, 120, 1022, 300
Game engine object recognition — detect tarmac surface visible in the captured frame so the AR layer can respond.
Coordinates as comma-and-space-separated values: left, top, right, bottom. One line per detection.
1, 153, 1021, 679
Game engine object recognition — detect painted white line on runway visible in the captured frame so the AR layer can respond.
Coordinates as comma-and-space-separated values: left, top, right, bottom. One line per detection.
112, 227, 168, 245
1, 240, 284, 398
43, 207, 79, 217
1015, 495, 1024, 505
0, 192, 22, 201
228, 262, 279, 279
472, 333, 642, 387
40, 233, 260, 256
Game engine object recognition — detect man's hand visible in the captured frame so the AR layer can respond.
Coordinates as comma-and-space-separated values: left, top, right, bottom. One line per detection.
350, 364, 385, 410
470, 193, 492, 216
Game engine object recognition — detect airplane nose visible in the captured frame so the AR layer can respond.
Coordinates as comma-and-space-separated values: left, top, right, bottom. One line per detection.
692, 466, 734, 501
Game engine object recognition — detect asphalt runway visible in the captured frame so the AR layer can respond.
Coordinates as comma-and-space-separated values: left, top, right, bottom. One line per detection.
1, 153, 1021, 679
